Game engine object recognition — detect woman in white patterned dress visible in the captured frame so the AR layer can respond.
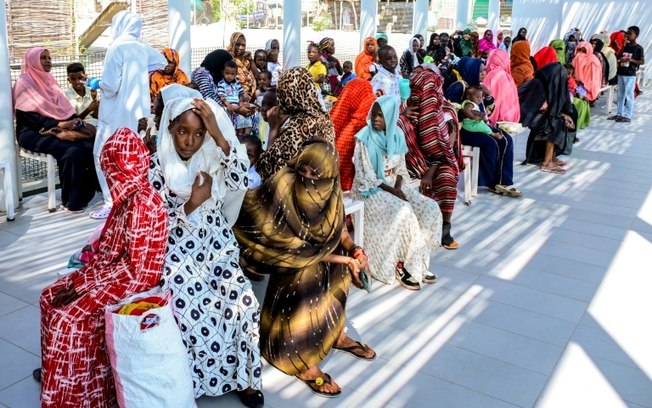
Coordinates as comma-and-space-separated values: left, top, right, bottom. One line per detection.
351, 95, 443, 290
149, 95, 264, 408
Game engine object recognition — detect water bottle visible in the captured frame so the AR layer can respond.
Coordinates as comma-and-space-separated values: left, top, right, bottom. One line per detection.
85, 77, 102, 91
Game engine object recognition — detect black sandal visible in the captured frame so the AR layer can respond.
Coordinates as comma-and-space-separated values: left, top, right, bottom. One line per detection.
236, 389, 265, 408
295, 373, 341, 398
333, 341, 376, 361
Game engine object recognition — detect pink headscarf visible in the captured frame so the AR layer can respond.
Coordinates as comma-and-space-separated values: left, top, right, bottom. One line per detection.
13, 47, 75, 120
572, 41, 602, 100
478, 30, 497, 55
484, 49, 521, 125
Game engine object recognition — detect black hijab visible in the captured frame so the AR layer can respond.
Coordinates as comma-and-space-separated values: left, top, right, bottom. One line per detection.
513, 27, 528, 44
519, 62, 569, 127
200, 49, 233, 82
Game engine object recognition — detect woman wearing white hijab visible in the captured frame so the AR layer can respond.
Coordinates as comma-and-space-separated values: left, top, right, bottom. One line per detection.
149, 96, 264, 407
91, 10, 166, 220
399, 36, 424, 78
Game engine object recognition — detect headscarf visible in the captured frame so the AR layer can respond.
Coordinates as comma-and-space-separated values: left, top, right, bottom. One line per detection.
533, 46, 558, 71
564, 30, 580, 62
160, 83, 202, 104
110, 10, 142, 43
228, 31, 256, 98
100, 128, 151, 206
235, 140, 344, 269
319, 37, 335, 53
572, 41, 602, 100
13, 47, 76, 120
457, 57, 483, 86
478, 30, 496, 55
459, 29, 473, 57
355, 36, 377, 80
406, 37, 421, 68
200, 49, 233, 82
470, 31, 480, 57
265, 39, 279, 52
156, 97, 245, 220
591, 38, 604, 53
485, 49, 520, 125
549, 39, 566, 65
257, 67, 335, 180
149, 48, 190, 100
610, 31, 625, 55
375, 33, 388, 42
355, 96, 407, 188
399, 68, 462, 179
510, 41, 534, 87
513, 27, 528, 44
330, 78, 376, 190
495, 30, 504, 47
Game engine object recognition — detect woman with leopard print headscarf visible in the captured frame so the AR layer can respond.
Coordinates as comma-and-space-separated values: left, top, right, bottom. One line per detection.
256, 67, 335, 180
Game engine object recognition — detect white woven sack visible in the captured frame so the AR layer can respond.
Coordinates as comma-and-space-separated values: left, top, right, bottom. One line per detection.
105, 291, 196, 408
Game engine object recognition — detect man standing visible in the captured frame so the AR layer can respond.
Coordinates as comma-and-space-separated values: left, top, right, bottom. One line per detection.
611, 26, 645, 123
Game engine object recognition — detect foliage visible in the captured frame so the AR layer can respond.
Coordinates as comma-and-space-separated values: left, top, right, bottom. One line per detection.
211, 0, 222, 21
312, 13, 333, 32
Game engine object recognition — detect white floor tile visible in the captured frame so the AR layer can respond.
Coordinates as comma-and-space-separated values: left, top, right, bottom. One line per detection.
0, 305, 40, 357
0, 293, 29, 319
0, 339, 39, 391
0, 377, 39, 408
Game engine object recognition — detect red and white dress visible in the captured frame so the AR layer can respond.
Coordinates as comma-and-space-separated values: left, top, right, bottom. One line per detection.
39, 128, 169, 408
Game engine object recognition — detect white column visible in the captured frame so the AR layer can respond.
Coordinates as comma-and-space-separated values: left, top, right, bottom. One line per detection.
283, 0, 301, 69
413, 0, 429, 38
359, 0, 377, 48
488, 0, 500, 33
168, 0, 192, 75
0, 2, 17, 210
456, 0, 470, 29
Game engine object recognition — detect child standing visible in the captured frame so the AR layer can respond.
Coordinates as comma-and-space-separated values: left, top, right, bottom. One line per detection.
340, 61, 356, 87
242, 135, 263, 189
307, 42, 328, 94
218, 59, 249, 137
266, 49, 282, 88
461, 87, 503, 139
253, 49, 268, 77
371, 45, 402, 99
612, 25, 645, 123
65, 63, 99, 126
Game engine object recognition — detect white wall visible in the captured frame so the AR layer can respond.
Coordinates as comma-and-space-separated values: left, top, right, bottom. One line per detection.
513, 0, 652, 63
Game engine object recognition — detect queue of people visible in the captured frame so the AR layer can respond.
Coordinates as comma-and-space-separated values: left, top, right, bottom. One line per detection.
11, 11, 645, 407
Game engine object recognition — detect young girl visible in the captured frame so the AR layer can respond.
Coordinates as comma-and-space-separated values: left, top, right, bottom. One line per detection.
266, 49, 282, 88
351, 95, 442, 290
150, 97, 264, 407
306, 42, 327, 94
565, 63, 591, 129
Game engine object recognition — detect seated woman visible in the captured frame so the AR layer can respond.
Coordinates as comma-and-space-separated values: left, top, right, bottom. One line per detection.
330, 78, 377, 191
519, 63, 576, 174
478, 30, 497, 58
14, 47, 98, 212
484, 49, 521, 125
399, 37, 424, 78
234, 140, 375, 398
445, 57, 522, 197
510, 41, 534, 87
149, 48, 190, 104
150, 96, 263, 407
354, 36, 377, 81
572, 41, 602, 101
566, 63, 591, 130
352, 96, 441, 290
533, 46, 558, 71
256, 67, 335, 181
38, 128, 168, 408
398, 65, 463, 249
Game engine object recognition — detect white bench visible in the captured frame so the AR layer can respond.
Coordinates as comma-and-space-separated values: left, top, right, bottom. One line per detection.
343, 192, 364, 246
599, 85, 616, 114
462, 145, 480, 205
0, 160, 16, 221
17, 148, 57, 212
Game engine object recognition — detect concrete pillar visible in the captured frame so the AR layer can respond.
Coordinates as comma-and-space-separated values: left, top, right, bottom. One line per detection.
413, 0, 429, 38
488, 0, 500, 33
168, 0, 192, 75
359, 0, 377, 48
283, 0, 301, 69
0, 2, 17, 210
456, 0, 470, 29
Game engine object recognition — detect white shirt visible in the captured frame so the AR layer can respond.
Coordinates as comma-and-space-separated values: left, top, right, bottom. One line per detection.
371, 65, 401, 99
64, 86, 98, 126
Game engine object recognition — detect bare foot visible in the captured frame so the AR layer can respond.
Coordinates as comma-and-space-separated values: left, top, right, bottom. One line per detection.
296, 366, 341, 395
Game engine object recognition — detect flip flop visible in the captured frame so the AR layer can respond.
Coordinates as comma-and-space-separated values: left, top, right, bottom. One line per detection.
495, 185, 523, 197
540, 164, 566, 174
295, 373, 342, 398
333, 341, 377, 361
553, 158, 568, 167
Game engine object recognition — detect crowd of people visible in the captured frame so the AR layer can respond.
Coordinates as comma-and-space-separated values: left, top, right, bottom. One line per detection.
11, 8, 645, 407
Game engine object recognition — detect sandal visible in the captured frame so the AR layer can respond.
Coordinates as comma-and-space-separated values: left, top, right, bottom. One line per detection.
553, 158, 568, 167
396, 263, 420, 290
495, 185, 523, 197
334, 340, 377, 361
295, 372, 341, 398
540, 163, 566, 174
236, 389, 264, 408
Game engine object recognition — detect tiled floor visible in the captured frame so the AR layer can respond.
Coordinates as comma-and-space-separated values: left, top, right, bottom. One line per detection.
1, 94, 651, 408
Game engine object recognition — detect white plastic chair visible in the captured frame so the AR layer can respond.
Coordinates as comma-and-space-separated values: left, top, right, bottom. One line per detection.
0, 160, 16, 221
343, 192, 364, 246
17, 147, 57, 212
462, 145, 480, 205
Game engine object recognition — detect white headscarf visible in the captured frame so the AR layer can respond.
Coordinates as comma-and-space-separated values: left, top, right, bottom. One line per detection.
157, 97, 248, 226
111, 10, 142, 43
160, 83, 202, 104
407, 37, 420, 67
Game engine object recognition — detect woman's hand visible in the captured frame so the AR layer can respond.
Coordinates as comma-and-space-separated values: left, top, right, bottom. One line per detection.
137, 117, 148, 133
404, 105, 419, 123
237, 104, 255, 117
419, 165, 438, 194
189, 171, 213, 206
192, 99, 230, 154
352, 250, 369, 271
561, 113, 575, 128
51, 285, 79, 307
347, 258, 363, 289
479, 83, 492, 96
389, 186, 408, 201
58, 119, 81, 130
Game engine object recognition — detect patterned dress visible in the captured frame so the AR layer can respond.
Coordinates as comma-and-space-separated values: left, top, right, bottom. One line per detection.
351, 142, 443, 284
39, 128, 168, 408
149, 152, 262, 398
